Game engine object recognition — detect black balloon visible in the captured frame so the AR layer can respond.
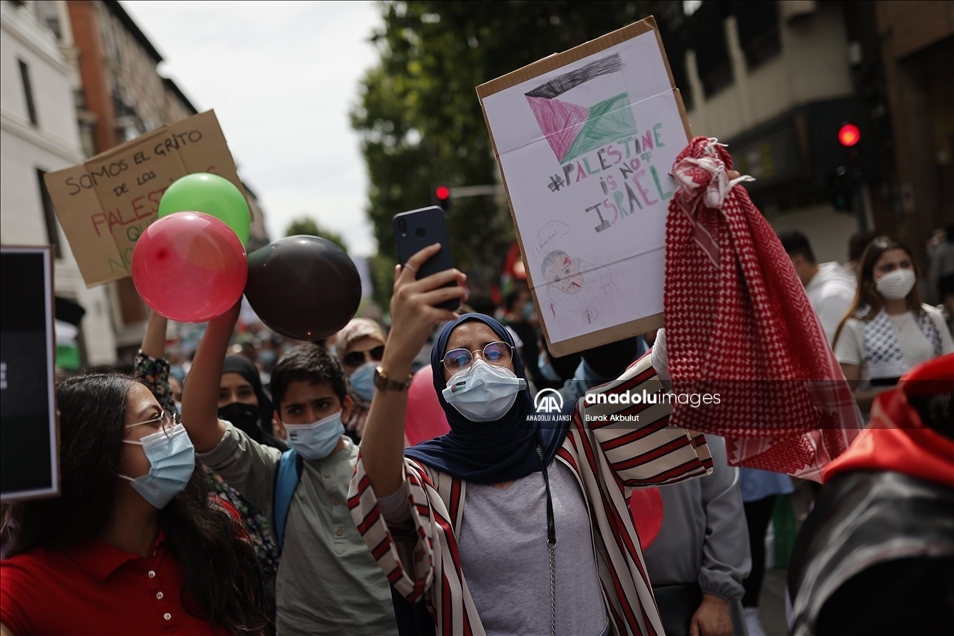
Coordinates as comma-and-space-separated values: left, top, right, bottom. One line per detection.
245, 236, 361, 341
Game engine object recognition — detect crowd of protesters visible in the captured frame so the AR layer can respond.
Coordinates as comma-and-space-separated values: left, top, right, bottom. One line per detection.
1, 220, 951, 636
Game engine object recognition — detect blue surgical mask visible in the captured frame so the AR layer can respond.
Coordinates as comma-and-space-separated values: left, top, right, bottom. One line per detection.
119, 424, 195, 509
259, 350, 276, 365
523, 301, 536, 320
349, 362, 377, 402
442, 359, 527, 422
538, 351, 562, 383
283, 411, 345, 460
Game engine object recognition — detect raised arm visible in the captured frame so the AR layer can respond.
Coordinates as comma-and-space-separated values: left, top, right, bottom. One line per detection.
180, 303, 240, 452
135, 310, 175, 413
360, 244, 467, 497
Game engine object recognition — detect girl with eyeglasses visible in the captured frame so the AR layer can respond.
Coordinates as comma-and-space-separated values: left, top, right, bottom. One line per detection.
349, 244, 712, 636
0, 374, 267, 635
137, 310, 282, 634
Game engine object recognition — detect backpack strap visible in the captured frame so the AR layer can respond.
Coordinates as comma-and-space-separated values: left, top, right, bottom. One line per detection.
273, 449, 303, 550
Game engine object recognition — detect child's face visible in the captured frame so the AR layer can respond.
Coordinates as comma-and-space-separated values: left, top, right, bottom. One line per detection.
544, 255, 584, 295
277, 380, 351, 427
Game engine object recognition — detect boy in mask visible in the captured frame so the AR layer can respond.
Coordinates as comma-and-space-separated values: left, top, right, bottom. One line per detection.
181, 305, 397, 636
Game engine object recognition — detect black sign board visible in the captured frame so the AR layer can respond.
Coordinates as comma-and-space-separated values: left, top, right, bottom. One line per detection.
1, 246, 59, 501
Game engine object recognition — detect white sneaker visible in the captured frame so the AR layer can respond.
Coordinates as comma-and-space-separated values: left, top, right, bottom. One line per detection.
744, 607, 767, 636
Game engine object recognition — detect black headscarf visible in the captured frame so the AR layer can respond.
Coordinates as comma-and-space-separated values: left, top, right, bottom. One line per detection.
219, 355, 287, 451
404, 314, 571, 484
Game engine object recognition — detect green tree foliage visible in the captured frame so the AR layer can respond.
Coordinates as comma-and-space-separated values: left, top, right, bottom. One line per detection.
285, 216, 349, 252
353, 1, 649, 308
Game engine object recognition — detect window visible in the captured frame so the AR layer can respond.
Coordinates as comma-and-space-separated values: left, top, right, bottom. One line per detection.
660, 4, 694, 110
36, 169, 61, 258
689, 1, 734, 98
734, 0, 781, 70
34, 0, 61, 39
18, 59, 38, 126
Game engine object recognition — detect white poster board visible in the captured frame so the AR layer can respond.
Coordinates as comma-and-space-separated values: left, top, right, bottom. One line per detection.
478, 18, 691, 355
1, 246, 59, 501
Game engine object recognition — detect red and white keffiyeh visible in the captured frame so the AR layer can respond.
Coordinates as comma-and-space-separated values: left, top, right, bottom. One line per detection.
664, 137, 862, 480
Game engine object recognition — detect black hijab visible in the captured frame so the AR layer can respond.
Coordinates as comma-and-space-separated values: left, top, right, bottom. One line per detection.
219, 355, 287, 451
404, 314, 571, 484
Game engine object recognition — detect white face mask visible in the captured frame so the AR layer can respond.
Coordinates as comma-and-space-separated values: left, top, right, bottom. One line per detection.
441, 359, 527, 422
876, 268, 916, 300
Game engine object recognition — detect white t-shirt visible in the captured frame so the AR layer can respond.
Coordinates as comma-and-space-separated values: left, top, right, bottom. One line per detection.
833, 304, 954, 384
805, 262, 856, 345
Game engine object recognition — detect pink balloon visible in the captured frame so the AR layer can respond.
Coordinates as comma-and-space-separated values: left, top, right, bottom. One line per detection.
405, 366, 450, 446
629, 487, 664, 549
132, 212, 247, 323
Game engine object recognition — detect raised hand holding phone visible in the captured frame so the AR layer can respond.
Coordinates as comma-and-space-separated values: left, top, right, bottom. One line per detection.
393, 206, 460, 312
384, 243, 467, 378
358, 244, 465, 499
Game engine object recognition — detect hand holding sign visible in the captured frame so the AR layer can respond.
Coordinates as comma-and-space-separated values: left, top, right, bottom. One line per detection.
132, 212, 247, 322
158, 173, 251, 246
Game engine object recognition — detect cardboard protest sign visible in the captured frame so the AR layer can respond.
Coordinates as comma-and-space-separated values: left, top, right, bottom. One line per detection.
44, 110, 249, 288
477, 18, 691, 355
1, 246, 59, 501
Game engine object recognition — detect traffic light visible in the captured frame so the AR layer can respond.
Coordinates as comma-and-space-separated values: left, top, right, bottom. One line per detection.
830, 121, 864, 211
433, 184, 451, 211
829, 167, 853, 211
838, 123, 861, 147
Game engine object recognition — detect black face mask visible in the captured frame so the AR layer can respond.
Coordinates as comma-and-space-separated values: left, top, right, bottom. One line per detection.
218, 402, 263, 443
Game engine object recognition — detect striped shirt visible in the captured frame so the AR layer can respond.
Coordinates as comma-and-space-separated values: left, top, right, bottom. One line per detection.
348, 354, 713, 635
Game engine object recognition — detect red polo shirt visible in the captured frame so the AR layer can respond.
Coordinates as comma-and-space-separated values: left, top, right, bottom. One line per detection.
0, 530, 228, 635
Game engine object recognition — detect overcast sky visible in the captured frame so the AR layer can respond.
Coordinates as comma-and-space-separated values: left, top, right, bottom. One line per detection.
120, 1, 382, 256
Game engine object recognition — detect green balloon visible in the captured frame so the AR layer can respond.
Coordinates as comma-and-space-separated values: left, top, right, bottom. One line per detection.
158, 173, 250, 246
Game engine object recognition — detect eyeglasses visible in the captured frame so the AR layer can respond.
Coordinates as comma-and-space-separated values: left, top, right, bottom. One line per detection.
442, 341, 514, 374
125, 410, 179, 438
343, 345, 385, 368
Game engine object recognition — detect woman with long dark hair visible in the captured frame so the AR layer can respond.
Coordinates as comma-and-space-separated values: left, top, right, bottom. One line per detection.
0, 374, 267, 635
137, 311, 281, 632
833, 236, 953, 412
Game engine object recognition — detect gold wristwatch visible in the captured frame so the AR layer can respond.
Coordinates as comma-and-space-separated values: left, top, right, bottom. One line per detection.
373, 365, 413, 392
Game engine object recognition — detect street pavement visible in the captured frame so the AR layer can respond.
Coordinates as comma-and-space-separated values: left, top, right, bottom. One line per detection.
758, 568, 790, 636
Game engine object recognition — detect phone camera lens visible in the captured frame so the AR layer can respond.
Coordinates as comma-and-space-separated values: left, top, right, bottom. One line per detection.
398, 219, 407, 235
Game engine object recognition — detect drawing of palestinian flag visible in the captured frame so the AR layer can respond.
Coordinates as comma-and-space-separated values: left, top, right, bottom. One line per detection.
526, 54, 639, 164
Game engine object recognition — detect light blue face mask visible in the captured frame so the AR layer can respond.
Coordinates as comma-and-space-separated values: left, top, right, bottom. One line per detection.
538, 351, 562, 383
119, 424, 195, 509
283, 411, 345, 460
523, 300, 536, 320
349, 362, 377, 402
442, 359, 527, 422
259, 349, 276, 365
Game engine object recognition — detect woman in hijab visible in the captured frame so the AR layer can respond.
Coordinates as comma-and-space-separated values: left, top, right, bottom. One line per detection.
348, 244, 712, 636
218, 355, 288, 450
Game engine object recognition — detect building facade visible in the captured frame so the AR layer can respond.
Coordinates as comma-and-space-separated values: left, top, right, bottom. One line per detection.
1, 0, 116, 366
872, 1, 953, 250
657, 0, 952, 269
3, 0, 270, 366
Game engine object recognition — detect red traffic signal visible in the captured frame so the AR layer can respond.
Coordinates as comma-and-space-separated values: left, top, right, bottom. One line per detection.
838, 123, 861, 147
433, 184, 451, 210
